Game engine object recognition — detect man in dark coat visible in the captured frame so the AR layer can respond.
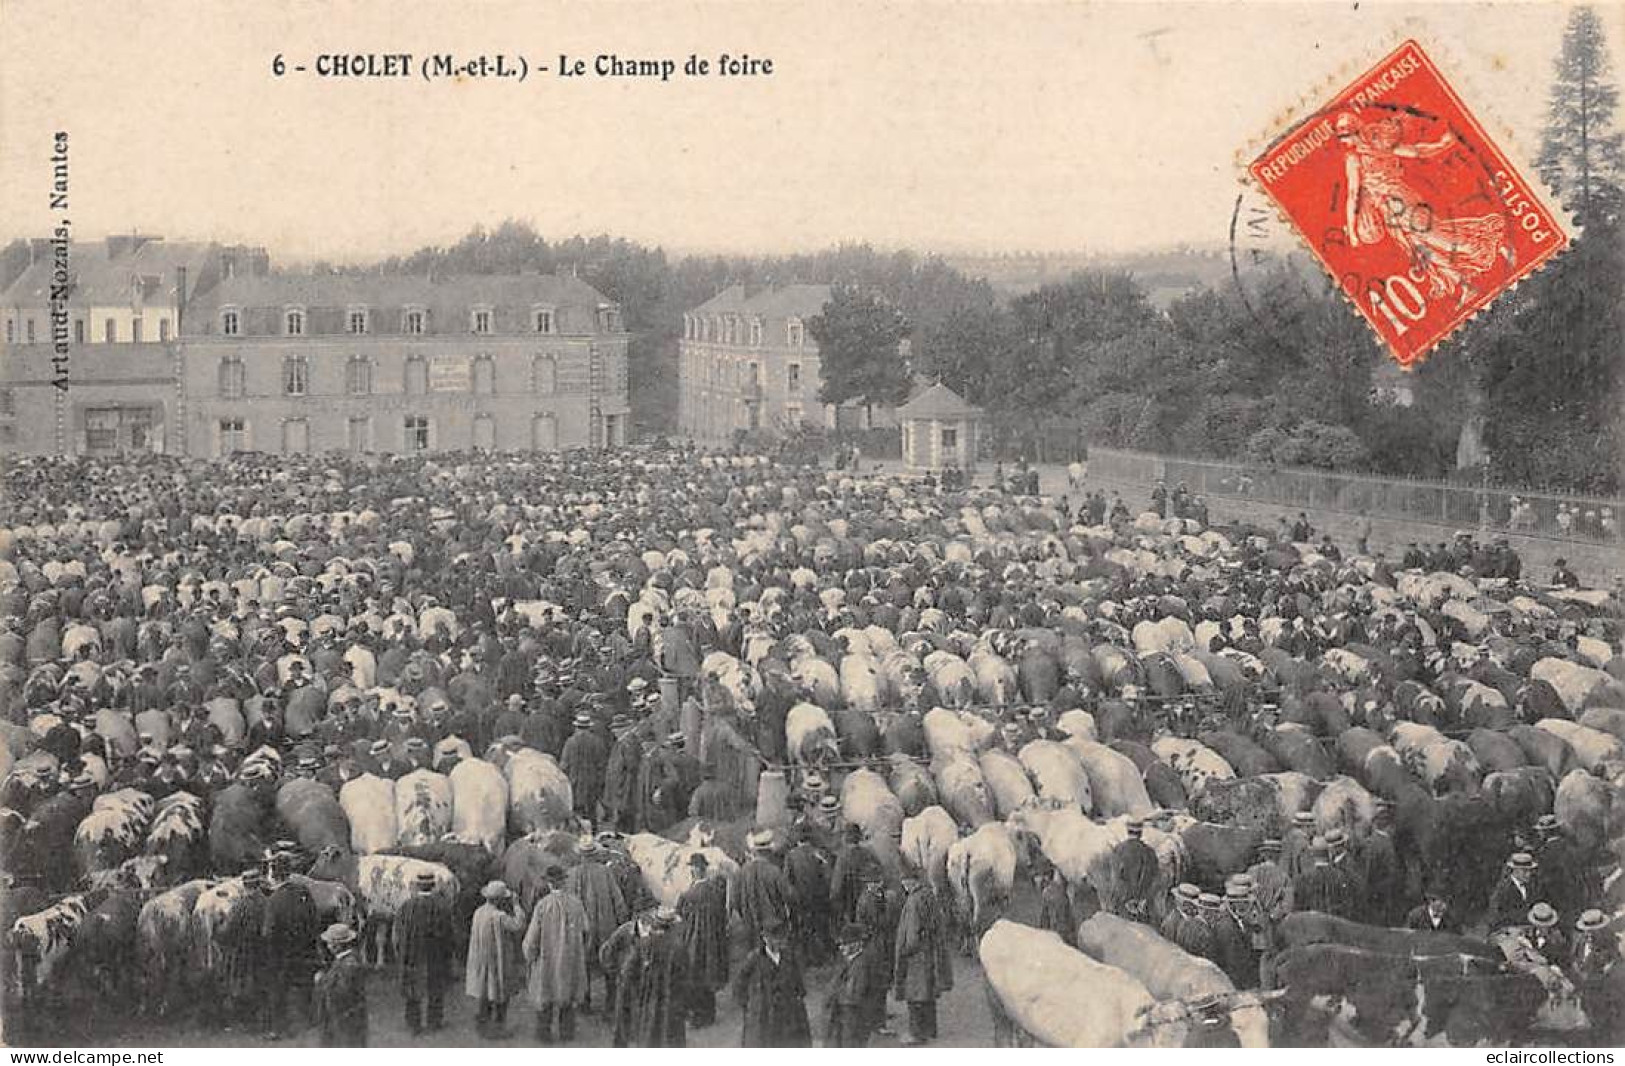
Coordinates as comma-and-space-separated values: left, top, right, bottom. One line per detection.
676, 854, 729, 1028
734, 920, 812, 1047
559, 712, 609, 822
1486, 852, 1539, 933
1404, 890, 1463, 933
218, 867, 269, 1027
830, 824, 881, 928
1037, 862, 1076, 946
1105, 819, 1158, 921
733, 830, 793, 945
823, 922, 880, 1047
602, 907, 688, 1048
261, 853, 322, 1039
603, 719, 643, 833
313, 923, 369, 1047
1293, 839, 1351, 919
784, 827, 834, 964
394, 870, 454, 1034
1354, 805, 1404, 925
893, 873, 953, 1046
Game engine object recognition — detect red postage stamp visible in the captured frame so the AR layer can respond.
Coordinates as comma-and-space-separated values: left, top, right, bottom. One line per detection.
1248, 40, 1569, 367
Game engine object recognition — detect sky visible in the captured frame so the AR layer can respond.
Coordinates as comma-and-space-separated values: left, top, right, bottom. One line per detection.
1, 0, 1617, 262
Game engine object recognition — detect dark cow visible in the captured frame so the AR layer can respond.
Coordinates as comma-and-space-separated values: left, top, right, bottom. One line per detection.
1279, 911, 1500, 961
1198, 730, 1281, 777
1109, 739, 1188, 810
1177, 821, 1261, 886
1466, 729, 1530, 774
1259, 726, 1335, 779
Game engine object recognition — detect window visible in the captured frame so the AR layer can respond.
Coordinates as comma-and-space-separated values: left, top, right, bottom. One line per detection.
3, 319, 12, 344
219, 357, 245, 398
405, 355, 428, 395
158, 319, 170, 342
597, 306, 621, 332
532, 412, 558, 451
472, 308, 492, 334
73, 320, 84, 344
533, 308, 555, 334
219, 418, 247, 454
533, 354, 558, 395
785, 403, 804, 426
283, 355, 309, 396
285, 309, 304, 336
403, 309, 426, 335
85, 408, 119, 451
405, 415, 430, 452
281, 418, 309, 454
787, 318, 805, 347
682, 315, 692, 340
221, 310, 239, 336
941, 427, 958, 449
0, 389, 15, 417
473, 355, 495, 394
131, 318, 143, 344
26, 319, 37, 344
346, 356, 373, 395
750, 317, 763, 347
788, 362, 802, 392
347, 308, 369, 335
347, 417, 370, 453
473, 414, 495, 450
748, 362, 762, 386
104, 318, 117, 343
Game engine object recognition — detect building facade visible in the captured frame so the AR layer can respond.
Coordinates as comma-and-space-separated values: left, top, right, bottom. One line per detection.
678, 283, 830, 442
897, 383, 981, 472
0, 237, 631, 457
182, 274, 629, 456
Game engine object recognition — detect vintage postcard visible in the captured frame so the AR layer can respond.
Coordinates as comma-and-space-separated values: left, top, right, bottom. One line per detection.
1, 0, 1622, 1053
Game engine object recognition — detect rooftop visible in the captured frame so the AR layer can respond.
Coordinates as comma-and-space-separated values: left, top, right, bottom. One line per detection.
896, 382, 981, 420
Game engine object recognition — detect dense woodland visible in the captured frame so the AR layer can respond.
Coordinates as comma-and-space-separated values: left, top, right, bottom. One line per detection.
4, 12, 1617, 494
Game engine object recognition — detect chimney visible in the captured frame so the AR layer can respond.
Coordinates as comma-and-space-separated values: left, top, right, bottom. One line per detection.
174, 266, 187, 334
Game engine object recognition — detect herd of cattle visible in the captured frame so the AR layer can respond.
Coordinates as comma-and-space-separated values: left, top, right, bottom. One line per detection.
0, 447, 1623, 1047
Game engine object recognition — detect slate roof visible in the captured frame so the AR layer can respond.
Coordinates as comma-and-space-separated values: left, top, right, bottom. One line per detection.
3, 238, 216, 306
896, 382, 981, 420
690, 283, 830, 319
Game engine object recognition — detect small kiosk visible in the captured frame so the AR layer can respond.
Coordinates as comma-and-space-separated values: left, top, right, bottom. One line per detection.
897, 383, 981, 474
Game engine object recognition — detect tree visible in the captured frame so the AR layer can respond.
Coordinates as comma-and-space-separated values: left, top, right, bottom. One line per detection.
807, 284, 912, 423
1537, 7, 1625, 227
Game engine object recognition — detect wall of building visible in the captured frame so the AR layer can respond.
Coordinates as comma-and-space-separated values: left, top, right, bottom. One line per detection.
0, 342, 181, 454
679, 339, 827, 441
181, 334, 628, 456
902, 416, 977, 471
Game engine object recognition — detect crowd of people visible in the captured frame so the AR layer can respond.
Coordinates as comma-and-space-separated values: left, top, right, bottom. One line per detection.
1, 444, 1622, 1048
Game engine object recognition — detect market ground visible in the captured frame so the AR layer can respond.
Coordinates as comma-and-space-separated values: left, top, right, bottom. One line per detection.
20, 946, 1000, 1049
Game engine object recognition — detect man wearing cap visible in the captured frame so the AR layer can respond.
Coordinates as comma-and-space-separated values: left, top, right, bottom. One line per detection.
522, 865, 592, 1044
830, 823, 882, 930
466, 881, 527, 1038
395, 870, 454, 1034
1214, 877, 1260, 988
261, 851, 321, 1040
602, 905, 688, 1047
823, 921, 880, 1047
1535, 814, 1592, 924
1246, 839, 1293, 951
1325, 828, 1363, 915
313, 923, 369, 1047
1105, 818, 1158, 922
784, 823, 835, 965
677, 853, 730, 1028
1570, 910, 1618, 1031
560, 711, 609, 823
1185, 992, 1242, 1049
1354, 802, 1403, 925
734, 829, 793, 945
1160, 883, 1201, 948
1487, 853, 1539, 933
1405, 888, 1462, 934
893, 869, 953, 1045
734, 918, 812, 1047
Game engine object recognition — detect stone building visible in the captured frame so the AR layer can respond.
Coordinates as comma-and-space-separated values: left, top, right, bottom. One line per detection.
678, 283, 830, 442
0, 238, 631, 456
181, 274, 629, 455
897, 382, 981, 472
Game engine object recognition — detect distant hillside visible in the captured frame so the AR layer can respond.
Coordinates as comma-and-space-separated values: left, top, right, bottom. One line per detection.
943, 247, 1234, 307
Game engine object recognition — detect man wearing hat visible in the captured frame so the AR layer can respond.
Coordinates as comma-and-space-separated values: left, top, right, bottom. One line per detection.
1185, 992, 1241, 1048
395, 870, 454, 1034
1569, 910, 1616, 1010
218, 867, 270, 1029
466, 881, 527, 1038
1325, 828, 1363, 913
313, 923, 369, 1047
677, 852, 730, 1028
1405, 888, 1462, 934
830, 823, 882, 929
1281, 810, 1317, 881
733, 829, 793, 945
603, 715, 644, 833
823, 920, 880, 1047
1293, 837, 1351, 919
1487, 853, 1539, 933
1535, 813, 1592, 923
521, 865, 592, 1044
1214, 876, 1260, 988
600, 904, 688, 1047
1353, 801, 1403, 925
784, 823, 836, 965
893, 868, 953, 1045
1106, 817, 1157, 921
1246, 838, 1293, 953
560, 710, 610, 823
261, 853, 321, 1040
1160, 882, 1201, 949
1526, 902, 1568, 963
735, 917, 812, 1047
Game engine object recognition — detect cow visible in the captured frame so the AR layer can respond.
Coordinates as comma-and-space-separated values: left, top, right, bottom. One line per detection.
339, 772, 398, 854
308, 848, 457, 968
135, 878, 211, 1018
447, 756, 507, 855
504, 748, 573, 835
393, 768, 453, 847
946, 821, 1019, 947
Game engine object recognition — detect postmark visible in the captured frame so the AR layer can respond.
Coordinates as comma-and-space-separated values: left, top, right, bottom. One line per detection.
1246, 40, 1570, 367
